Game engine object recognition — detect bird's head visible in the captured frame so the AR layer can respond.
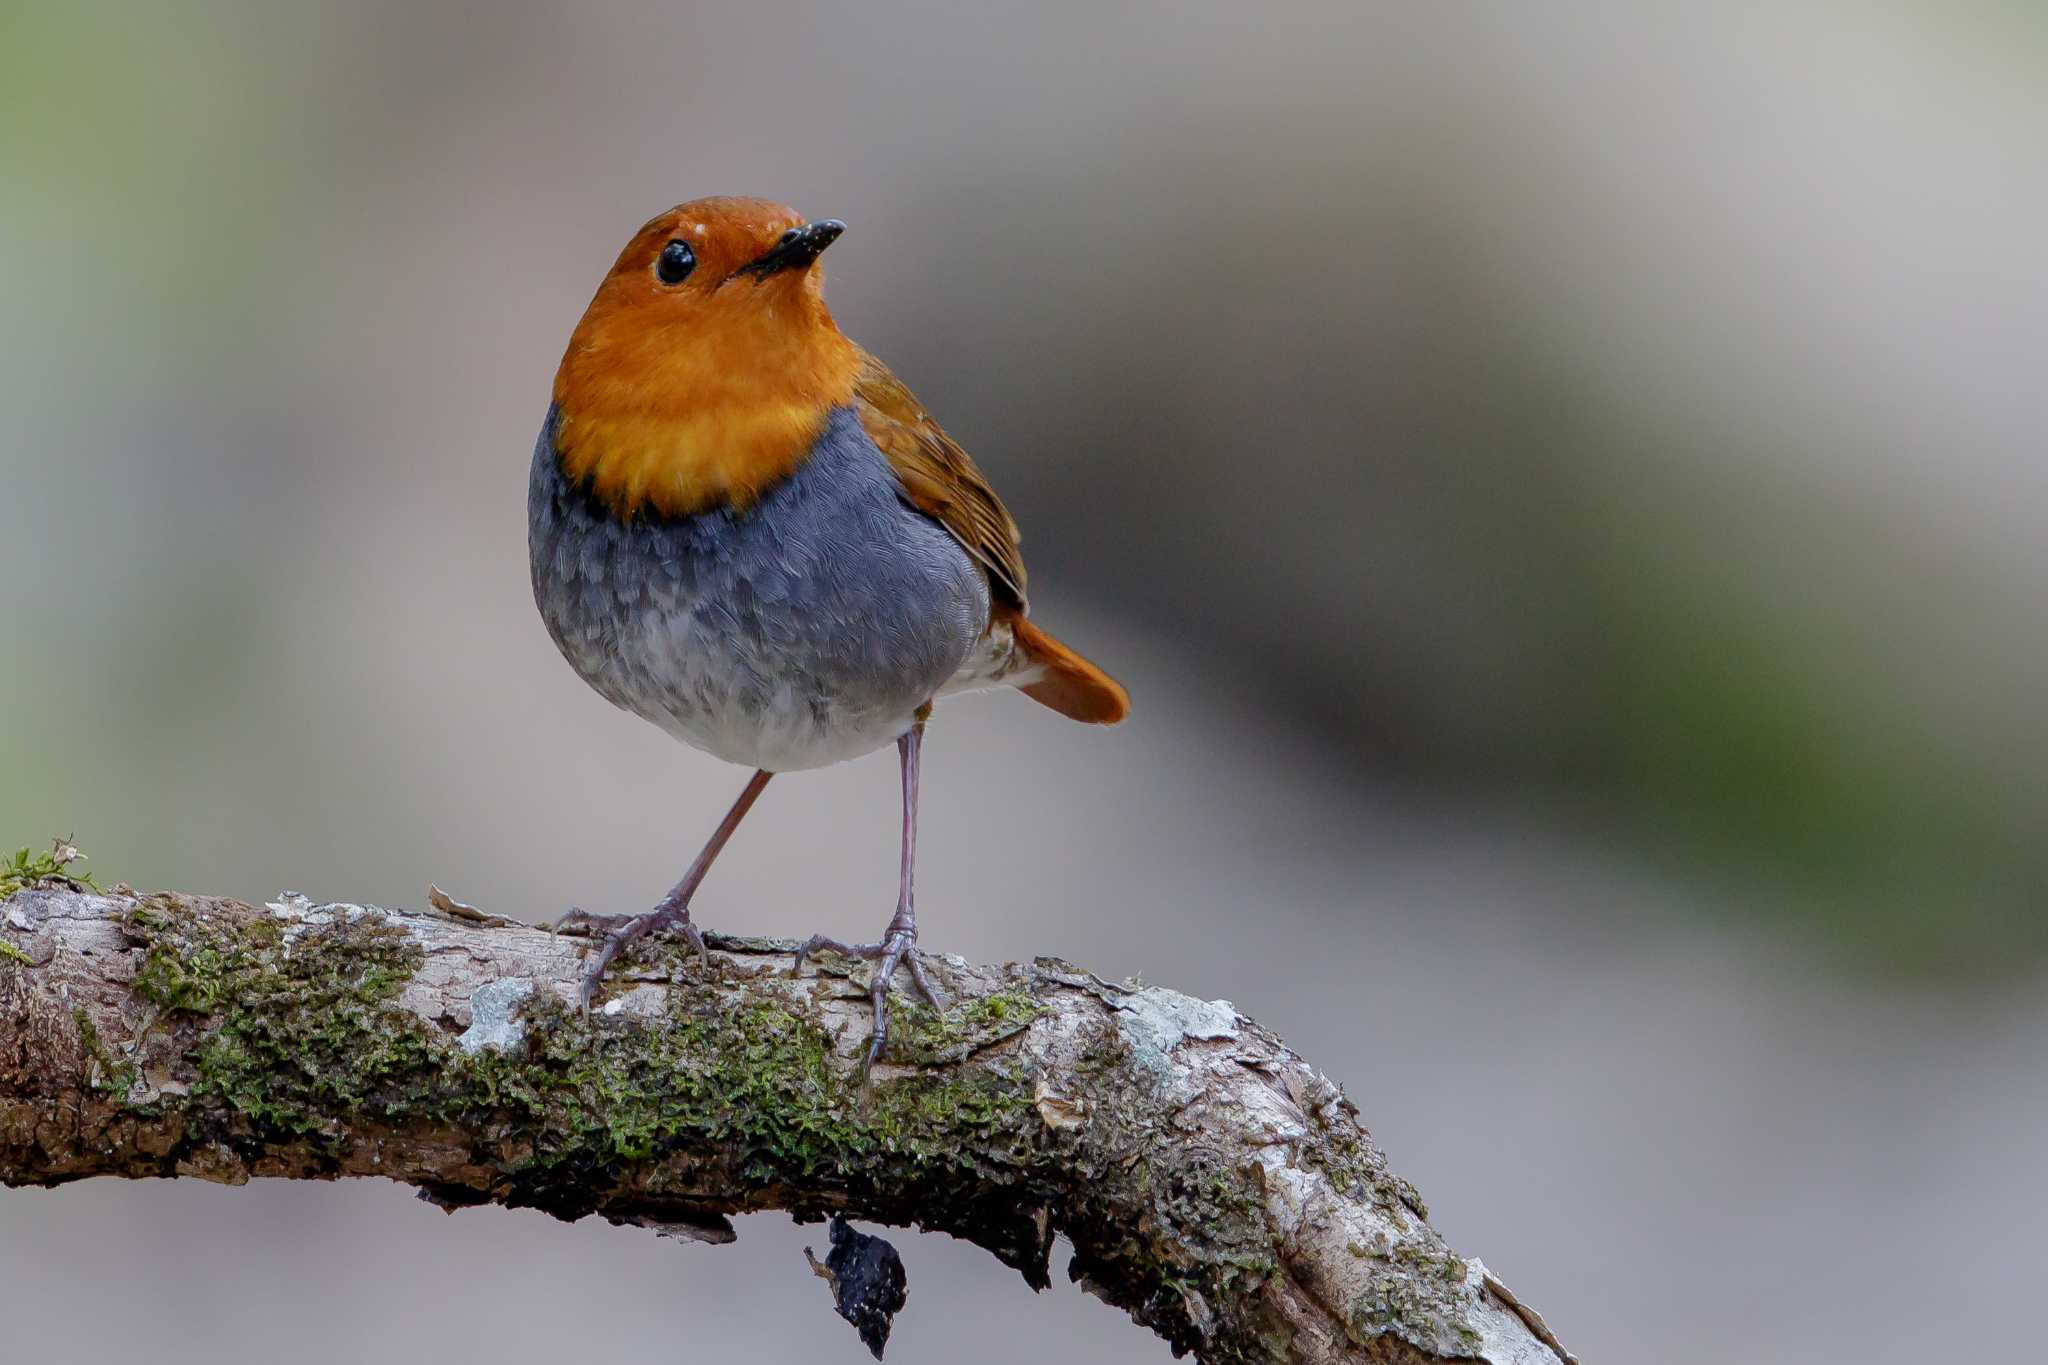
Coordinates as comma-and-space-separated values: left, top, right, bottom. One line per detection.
552, 197, 863, 519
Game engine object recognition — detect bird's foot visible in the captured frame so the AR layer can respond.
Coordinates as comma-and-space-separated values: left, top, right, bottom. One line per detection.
792, 920, 946, 1072
552, 898, 707, 1010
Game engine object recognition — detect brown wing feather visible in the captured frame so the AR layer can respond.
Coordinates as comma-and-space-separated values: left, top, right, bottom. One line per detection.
853, 349, 1028, 610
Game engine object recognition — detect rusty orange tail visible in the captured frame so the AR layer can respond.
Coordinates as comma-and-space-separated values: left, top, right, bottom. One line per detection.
1008, 614, 1130, 724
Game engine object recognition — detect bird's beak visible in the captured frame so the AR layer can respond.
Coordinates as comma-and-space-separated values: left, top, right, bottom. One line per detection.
734, 219, 846, 281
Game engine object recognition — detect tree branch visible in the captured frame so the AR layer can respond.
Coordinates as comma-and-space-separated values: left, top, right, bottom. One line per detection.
0, 884, 1573, 1365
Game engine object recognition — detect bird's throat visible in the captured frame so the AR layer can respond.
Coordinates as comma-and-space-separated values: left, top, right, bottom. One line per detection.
551, 313, 861, 521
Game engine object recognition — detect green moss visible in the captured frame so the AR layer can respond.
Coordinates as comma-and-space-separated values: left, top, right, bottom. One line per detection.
463, 991, 1043, 1211
1389, 1242, 1466, 1281
880, 985, 1046, 1066
120, 899, 1046, 1219
1056, 1048, 1292, 1361
1294, 1119, 1429, 1220
131, 903, 278, 1014
1331, 1206, 1476, 1353
1346, 1263, 1471, 1351
0, 840, 98, 899
195, 923, 433, 1140
0, 940, 30, 966
72, 1006, 138, 1095
123, 903, 435, 1141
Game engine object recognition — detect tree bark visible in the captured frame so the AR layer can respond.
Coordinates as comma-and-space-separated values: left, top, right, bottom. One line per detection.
0, 884, 1573, 1365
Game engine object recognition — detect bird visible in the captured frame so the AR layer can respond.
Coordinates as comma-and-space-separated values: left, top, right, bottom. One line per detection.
530, 196, 1128, 1064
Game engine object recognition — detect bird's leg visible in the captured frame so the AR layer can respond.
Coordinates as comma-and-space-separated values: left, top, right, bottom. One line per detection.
555, 767, 773, 1009
793, 718, 946, 1069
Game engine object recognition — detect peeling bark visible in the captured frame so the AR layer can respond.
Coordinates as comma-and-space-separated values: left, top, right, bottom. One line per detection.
0, 885, 1572, 1365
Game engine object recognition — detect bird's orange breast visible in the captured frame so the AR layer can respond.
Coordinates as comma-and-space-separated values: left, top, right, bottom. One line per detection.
550, 269, 862, 520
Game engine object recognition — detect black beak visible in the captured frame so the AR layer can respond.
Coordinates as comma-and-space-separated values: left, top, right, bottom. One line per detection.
734, 219, 845, 281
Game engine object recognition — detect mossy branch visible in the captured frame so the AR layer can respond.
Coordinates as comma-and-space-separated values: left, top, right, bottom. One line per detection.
0, 885, 1573, 1365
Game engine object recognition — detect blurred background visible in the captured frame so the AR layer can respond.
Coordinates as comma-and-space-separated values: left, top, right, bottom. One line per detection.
3, 2, 2044, 1361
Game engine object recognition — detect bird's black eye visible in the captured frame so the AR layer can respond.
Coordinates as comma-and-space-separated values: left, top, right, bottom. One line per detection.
655, 239, 696, 285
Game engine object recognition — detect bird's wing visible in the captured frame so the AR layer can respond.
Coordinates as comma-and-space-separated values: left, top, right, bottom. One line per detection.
853, 348, 1028, 610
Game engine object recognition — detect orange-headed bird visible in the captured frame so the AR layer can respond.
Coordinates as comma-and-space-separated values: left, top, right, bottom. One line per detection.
531, 197, 1127, 1063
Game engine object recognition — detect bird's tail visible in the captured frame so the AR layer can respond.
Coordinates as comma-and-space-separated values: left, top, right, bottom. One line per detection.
1007, 613, 1130, 724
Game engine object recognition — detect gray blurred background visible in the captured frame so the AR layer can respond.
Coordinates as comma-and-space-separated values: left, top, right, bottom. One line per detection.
3, 2, 2044, 1361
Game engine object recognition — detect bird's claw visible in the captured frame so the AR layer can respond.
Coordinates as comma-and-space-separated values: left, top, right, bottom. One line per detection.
792, 924, 946, 1071
555, 901, 707, 1011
